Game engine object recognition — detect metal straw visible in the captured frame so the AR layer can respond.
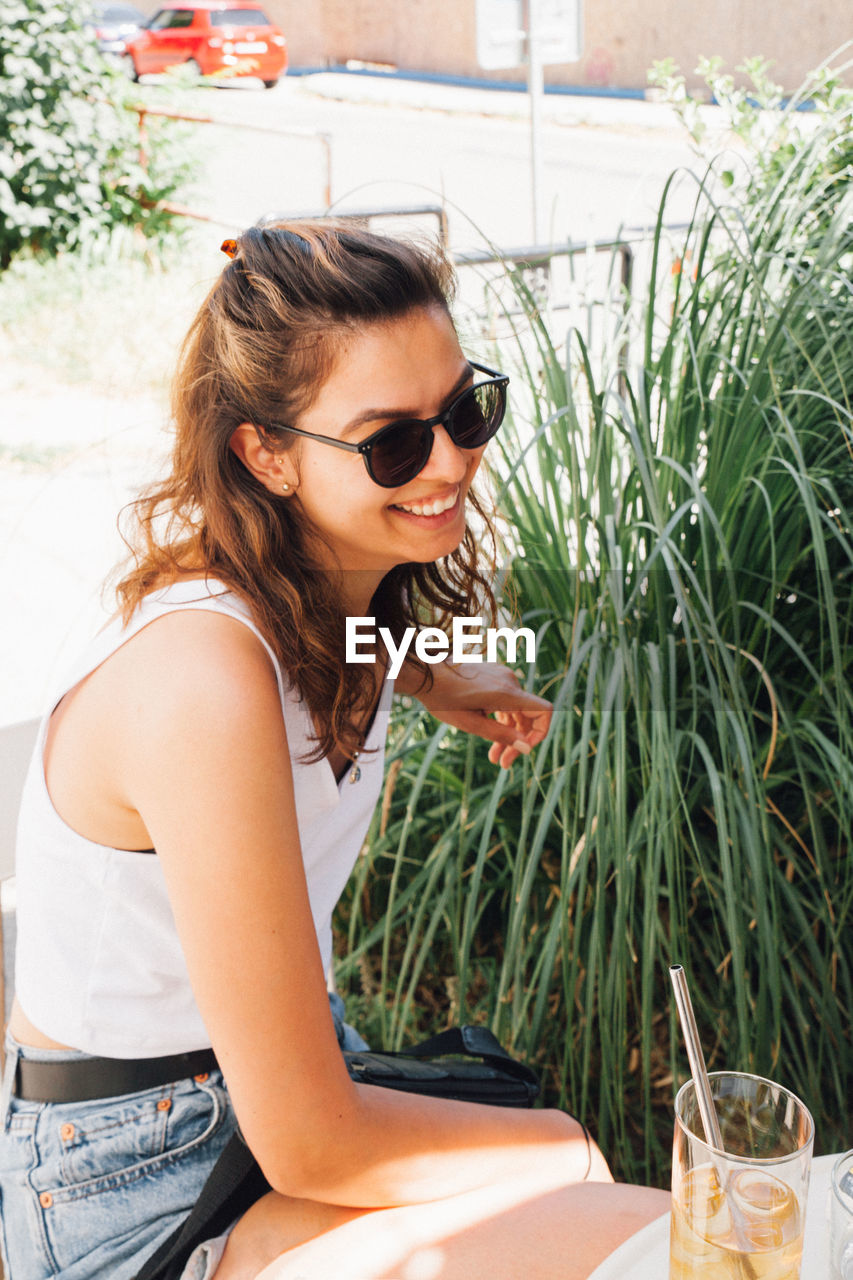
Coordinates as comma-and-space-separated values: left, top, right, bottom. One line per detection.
669, 963, 758, 1280
669, 964, 726, 1154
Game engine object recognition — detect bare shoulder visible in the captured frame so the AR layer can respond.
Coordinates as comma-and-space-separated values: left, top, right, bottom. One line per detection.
83, 607, 287, 792
102, 607, 280, 723
43, 605, 288, 855
116, 605, 275, 683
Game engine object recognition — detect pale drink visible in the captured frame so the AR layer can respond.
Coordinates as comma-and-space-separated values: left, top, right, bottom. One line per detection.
670, 1164, 804, 1279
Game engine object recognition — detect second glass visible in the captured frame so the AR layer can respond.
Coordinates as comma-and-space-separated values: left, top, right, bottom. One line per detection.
831, 1149, 853, 1280
670, 1071, 814, 1280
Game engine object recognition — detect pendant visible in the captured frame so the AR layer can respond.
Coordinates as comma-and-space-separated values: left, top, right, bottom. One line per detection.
349, 750, 361, 784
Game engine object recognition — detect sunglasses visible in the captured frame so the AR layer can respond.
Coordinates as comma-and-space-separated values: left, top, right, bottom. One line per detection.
266, 362, 509, 488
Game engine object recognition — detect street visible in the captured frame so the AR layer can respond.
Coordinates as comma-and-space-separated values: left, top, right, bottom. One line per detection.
170, 72, 703, 248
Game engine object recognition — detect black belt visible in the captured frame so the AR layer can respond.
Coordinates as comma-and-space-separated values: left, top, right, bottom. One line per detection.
14, 1047, 219, 1104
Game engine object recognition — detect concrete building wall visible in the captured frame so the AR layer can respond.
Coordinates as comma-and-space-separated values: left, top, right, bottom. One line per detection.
139, 0, 851, 93
259, 0, 478, 75
325, 0, 477, 74
572, 0, 848, 93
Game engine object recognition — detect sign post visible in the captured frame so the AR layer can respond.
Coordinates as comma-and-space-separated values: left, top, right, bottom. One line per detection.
527, 0, 545, 243
475, 0, 583, 243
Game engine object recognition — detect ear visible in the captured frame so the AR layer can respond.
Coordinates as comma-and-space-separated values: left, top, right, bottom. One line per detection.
229, 423, 298, 495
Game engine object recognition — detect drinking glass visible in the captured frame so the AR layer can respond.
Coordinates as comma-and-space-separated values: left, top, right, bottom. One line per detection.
831, 1149, 853, 1280
670, 1071, 814, 1279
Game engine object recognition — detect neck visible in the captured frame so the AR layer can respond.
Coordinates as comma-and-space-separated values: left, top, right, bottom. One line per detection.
335, 569, 387, 616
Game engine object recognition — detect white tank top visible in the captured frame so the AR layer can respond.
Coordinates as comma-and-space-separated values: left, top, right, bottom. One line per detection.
14, 580, 393, 1058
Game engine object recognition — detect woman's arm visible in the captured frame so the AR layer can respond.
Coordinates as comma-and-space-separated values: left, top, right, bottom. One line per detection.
108, 611, 592, 1210
396, 658, 553, 769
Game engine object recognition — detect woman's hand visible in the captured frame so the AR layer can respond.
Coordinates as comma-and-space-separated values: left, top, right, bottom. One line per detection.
398, 659, 552, 769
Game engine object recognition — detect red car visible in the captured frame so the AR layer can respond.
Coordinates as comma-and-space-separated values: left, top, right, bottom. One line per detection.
125, 0, 287, 88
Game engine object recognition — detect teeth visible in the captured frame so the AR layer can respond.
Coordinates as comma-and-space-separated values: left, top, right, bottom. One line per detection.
397, 489, 458, 517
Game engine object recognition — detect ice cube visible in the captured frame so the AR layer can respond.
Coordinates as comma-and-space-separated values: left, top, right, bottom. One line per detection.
682, 1168, 724, 1217
739, 1217, 784, 1251
681, 1166, 731, 1243
733, 1169, 796, 1218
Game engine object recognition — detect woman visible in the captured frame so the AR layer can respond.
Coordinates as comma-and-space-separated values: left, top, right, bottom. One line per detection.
1, 223, 668, 1280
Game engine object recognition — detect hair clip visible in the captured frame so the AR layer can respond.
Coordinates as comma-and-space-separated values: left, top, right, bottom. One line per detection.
220, 238, 238, 259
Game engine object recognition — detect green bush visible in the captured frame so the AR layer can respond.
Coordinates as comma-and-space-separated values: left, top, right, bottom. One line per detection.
648, 53, 853, 199
0, 0, 193, 268
334, 73, 853, 1185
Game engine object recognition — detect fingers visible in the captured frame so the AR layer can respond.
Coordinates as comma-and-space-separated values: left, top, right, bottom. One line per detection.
489, 740, 518, 769
477, 702, 552, 768
492, 708, 551, 749
417, 660, 553, 770
453, 712, 537, 752
487, 736, 536, 770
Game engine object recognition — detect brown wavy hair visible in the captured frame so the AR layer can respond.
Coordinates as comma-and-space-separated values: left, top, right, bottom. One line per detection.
115, 220, 497, 760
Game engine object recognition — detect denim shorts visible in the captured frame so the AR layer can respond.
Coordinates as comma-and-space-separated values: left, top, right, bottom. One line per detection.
0, 993, 367, 1280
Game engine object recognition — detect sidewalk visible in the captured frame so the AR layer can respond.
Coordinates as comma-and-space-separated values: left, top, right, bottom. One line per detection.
0, 375, 169, 725
295, 67, 709, 138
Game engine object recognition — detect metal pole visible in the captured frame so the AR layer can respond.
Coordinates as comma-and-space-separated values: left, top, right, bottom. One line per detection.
318, 132, 332, 210
136, 107, 149, 170
527, 0, 544, 245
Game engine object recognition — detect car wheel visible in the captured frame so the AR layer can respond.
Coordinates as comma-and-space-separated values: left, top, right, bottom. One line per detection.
123, 54, 139, 81
262, 78, 278, 89
185, 58, 203, 80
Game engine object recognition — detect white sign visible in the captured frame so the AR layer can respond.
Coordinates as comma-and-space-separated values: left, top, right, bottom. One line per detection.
475, 0, 525, 71
534, 0, 583, 66
476, 0, 583, 71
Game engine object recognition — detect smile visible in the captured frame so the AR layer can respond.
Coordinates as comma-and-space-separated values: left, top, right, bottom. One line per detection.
392, 487, 460, 517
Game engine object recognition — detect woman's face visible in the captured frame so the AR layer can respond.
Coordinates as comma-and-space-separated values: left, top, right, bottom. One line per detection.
286, 305, 487, 580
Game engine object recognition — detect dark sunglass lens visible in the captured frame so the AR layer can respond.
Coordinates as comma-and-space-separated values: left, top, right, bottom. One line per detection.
369, 422, 432, 486
449, 382, 505, 448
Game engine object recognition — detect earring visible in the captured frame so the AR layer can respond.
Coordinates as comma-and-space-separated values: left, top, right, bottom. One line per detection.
282, 482, 291, 493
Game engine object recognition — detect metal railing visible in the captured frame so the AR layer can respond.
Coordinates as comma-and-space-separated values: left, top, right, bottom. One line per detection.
452, 227, 686, 391
455, 233, 633, 306
260, 203, 450, 245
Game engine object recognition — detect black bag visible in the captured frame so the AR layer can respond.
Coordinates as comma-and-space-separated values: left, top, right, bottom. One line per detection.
344, 1025, 540, 1107
134, 1026, 539, 1280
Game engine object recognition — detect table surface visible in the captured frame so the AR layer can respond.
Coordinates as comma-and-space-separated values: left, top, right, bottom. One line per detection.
588, 1152, 837, 1279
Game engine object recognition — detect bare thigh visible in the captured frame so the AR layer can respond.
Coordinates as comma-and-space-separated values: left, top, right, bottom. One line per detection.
217, 1180, 670, 1280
